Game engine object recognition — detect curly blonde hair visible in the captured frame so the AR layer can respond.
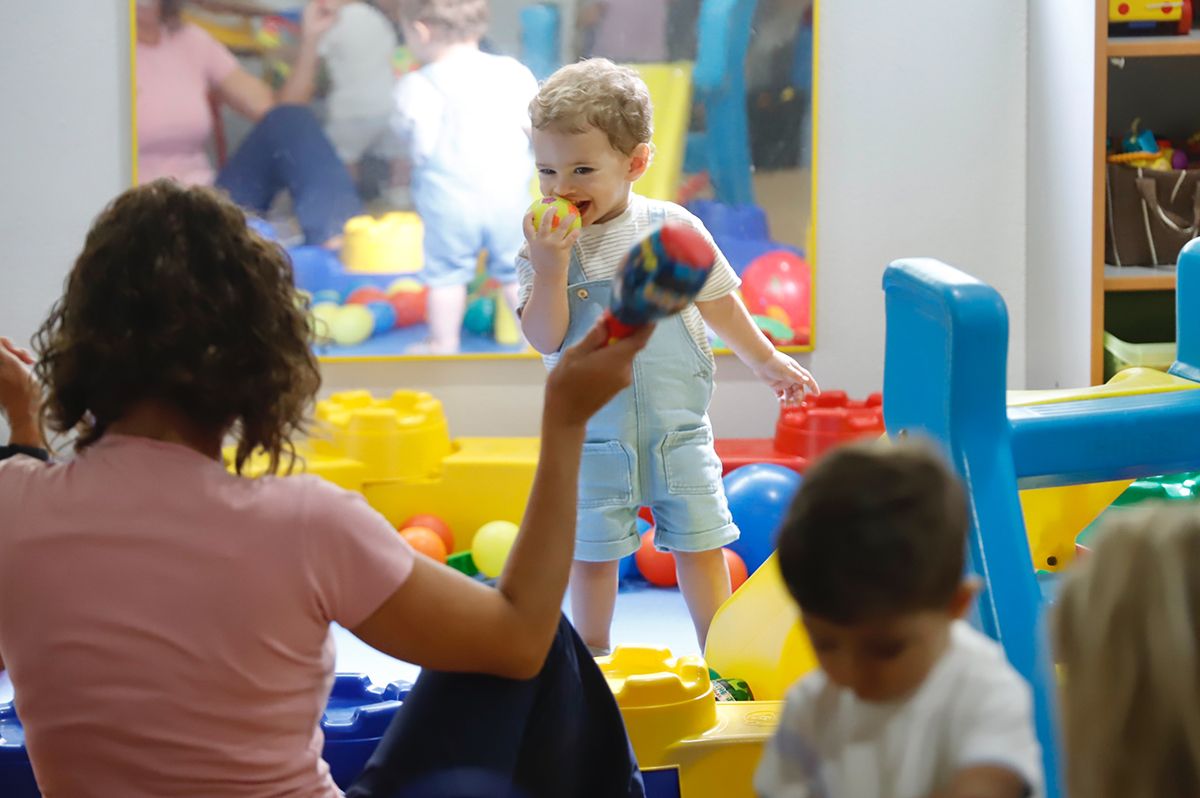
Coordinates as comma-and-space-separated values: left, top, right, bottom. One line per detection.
530, 58, 654, 156
396, 0, 488, 43
1055, 504, 1200, 798
33, 180, 321, 475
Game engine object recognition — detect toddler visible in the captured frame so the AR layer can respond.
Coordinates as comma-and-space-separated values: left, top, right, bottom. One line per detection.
518, 58, 818, 653
756, 441, 1043, 798
392, 0, 537, 353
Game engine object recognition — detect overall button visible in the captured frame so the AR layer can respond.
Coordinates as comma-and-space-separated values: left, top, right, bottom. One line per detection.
577, 288, 590, 300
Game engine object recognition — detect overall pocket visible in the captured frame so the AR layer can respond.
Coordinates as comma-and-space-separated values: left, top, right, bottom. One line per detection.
579, 441, 635, 508
661, 425, 722, 495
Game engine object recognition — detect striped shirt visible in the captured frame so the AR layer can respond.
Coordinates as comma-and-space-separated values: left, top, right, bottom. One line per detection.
516, 194, 740, 360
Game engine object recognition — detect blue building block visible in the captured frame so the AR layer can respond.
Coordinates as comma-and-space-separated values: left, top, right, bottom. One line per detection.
881, 245, 1200, 798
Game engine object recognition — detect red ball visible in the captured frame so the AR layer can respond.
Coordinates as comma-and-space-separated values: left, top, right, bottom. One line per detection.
346, 286, 391, 305
741, 251, 811, 345
400, 526, 448, 563
635, 530, 677, 587
388, 287, 428, 327
400, 514, 454, 552
724, 548, 749, 592
637, 506, 655, 526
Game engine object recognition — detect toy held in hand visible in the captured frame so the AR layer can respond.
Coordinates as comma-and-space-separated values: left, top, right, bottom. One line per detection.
530, 197, 582, 233
604, 222, 716, 340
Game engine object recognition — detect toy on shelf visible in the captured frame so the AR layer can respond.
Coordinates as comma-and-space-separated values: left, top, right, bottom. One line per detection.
598, 648, 780, 798
1109, 0, 1193, 36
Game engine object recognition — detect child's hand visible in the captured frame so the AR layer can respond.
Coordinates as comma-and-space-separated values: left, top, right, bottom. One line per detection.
544, 319, 653, 429
0, 337, 41, 444
300, 0, 339, 42
752, 349, 820, 405
523, 210, 580, 281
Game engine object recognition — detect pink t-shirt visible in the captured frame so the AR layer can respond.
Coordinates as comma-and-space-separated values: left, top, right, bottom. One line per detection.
0, 435, 414, 798
136, 24, 239, 186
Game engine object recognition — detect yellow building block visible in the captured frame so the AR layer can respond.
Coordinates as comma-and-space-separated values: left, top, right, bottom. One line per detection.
342, 213, 424, 274
600, 648, 780, 798
311, 390, 451, 482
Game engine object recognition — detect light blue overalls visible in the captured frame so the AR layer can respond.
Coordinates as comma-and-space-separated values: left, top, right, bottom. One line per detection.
550, 211, 740, 562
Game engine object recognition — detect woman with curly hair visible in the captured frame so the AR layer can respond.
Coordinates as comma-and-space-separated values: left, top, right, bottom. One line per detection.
0, 181, 650, 797
137, 0, 361, 245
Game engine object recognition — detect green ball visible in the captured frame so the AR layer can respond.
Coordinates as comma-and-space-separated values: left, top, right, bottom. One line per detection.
330, 304, 374, 346
463, 296, 496, 336
310, 302, 341, 343
472, 520, 519, 578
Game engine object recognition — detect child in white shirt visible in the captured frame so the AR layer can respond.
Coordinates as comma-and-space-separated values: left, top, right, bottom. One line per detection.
756, 441, 1044, 798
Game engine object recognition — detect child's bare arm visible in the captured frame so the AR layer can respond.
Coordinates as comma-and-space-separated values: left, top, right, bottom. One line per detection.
697, 292, 819, 400
519, 211, 578, 354
932, 765, 1030, 798
0, 337, 41, 448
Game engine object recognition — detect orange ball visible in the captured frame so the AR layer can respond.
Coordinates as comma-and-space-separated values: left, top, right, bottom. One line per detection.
635, 530, 677, 587
400, 514, 454, 552
724, 548, 749, 592
400, 526, 448, 563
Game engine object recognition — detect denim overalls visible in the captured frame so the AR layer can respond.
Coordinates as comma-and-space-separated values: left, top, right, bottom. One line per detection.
550, 211, 739, 562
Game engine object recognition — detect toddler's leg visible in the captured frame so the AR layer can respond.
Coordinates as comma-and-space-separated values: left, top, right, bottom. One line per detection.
570, 559, 621, 654
426, 284, 468, 354
674, 548, 732, 648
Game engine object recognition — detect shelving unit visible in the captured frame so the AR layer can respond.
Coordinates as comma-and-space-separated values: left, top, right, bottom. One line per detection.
1090, 1, 1195, 382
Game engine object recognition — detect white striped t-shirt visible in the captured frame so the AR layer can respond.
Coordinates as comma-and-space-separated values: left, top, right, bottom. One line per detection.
516, 194, 740, 359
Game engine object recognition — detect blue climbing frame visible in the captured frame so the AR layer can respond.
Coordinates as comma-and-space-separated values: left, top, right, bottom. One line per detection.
880, 239, 1200, 798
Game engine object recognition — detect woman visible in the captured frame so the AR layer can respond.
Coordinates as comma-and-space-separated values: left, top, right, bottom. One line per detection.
136, 0, 361, 245
0, 181, 650, 797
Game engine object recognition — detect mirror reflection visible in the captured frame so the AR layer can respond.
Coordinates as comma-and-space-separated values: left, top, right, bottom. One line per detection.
134, 0, 814, 359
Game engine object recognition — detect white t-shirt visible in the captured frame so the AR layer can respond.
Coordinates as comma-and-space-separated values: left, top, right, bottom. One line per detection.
755, 621, 1044, 798
516, 193, 741, 358
319, 2, 398, 121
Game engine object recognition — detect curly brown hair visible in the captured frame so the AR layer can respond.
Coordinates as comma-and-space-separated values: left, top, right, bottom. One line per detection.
530, 59, 654, 156
397, 0, 489, 44
33, 180, 321, 475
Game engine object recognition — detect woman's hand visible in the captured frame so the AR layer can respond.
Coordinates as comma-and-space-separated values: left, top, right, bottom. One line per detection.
0, 338, 42, 446
544, 319, 653, 429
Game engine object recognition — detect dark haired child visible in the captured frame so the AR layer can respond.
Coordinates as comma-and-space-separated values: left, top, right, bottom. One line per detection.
756, 441, 1043, 798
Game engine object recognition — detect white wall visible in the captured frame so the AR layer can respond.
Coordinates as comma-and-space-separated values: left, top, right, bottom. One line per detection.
0, 0, 1042, 443
1025, 0, 1096, 389
0, 1, 131, 440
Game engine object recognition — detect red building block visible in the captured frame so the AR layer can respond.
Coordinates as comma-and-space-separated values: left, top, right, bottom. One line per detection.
715, 391, 884, 475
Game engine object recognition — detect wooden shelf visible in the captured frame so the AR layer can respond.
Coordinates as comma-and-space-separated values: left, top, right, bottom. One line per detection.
1103, 264, 1177, 291
1108, 29, 1200, 57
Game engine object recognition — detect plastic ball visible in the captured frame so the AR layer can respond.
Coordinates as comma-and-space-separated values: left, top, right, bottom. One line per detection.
366, 300, 398, 333
724, 548, 749, 592
741, 251, 811, 346
530, 196, 582, 234
400, 514, 454, 552
329, 304, 375, 346
400, 526, 448, 563
635, 530, 677, 587
346, 285, 390, 305
388, 285, 428, 328
387, 277, 424, 295
723, 463, 803, 573
463, 296, 496, 336
313, 288, 342, 305
288, 245, 340, 294
472, 520, 519, 578
310, 302, 341, 342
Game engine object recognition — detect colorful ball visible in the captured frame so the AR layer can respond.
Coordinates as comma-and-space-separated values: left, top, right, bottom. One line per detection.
400, 514, 454, 552
723, 464, 803, 573
388, 285, 428, 328
329, 304, 375, 346
741, 251, 812, 346
366, 300, 398, 333
463, 296, 496, 336
346, 285, 391, 306
724, 548, 749, 592
635, 530, 677, 587
313, 288, 342, 305
387, 277, 425, 295
309, 302, 341, 343
530, 196, 582, 234
400, 526, 448, 563
472, 520, 519, 578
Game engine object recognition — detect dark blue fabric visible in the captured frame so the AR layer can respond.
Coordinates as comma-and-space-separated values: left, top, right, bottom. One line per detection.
346, 616, 645, 798
215, 105, 361, 245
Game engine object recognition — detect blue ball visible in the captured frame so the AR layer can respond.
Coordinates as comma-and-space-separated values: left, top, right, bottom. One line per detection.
366, 300, 398, 333
288, 245, 341, 294
723, 464, 803, 573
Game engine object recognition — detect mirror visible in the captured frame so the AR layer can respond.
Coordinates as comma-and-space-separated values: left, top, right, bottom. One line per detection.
132, 0, 815, 360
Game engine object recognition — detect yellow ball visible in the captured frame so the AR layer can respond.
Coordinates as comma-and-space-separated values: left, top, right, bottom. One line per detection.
310, 302, 341, 343
530, 197, 582, 234
387, 277, 425, 295
329, 304, 374, 347
472, 520, 520, 578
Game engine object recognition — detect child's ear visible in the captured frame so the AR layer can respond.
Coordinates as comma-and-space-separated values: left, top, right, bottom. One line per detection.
626, 143, 653, 182
948, 577, 981, 620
